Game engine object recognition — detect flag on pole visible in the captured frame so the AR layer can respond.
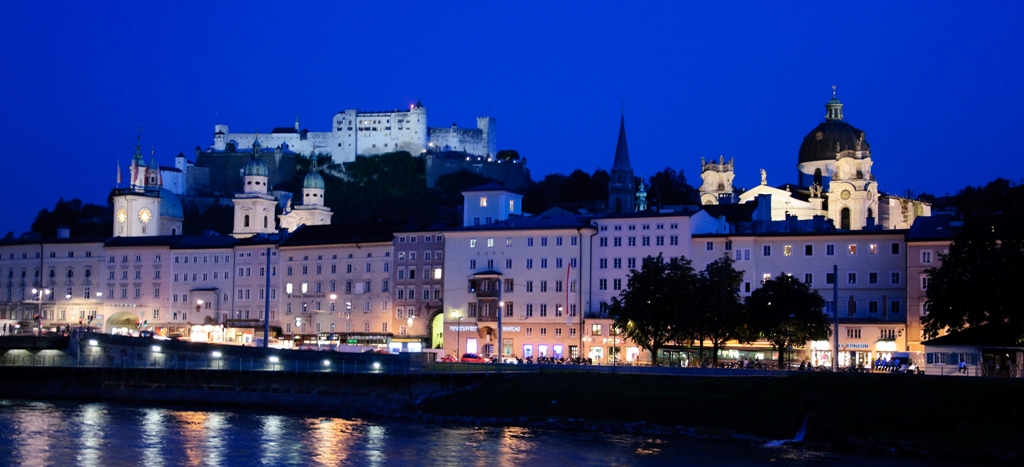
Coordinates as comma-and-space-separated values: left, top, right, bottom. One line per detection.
116, 161, 122, 184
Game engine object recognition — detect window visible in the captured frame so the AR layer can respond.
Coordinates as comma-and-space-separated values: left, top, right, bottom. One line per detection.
890, 301, 901, 314
526, 304, 533, 317
869, 301, 879, 313
470, 239, 477, 248
891, 243, 901, 255
846, 328, 861, 339
526, 259, 533, 269
826, 273, 835, 285
921, 251, 932, 264
627, 258, 636, 269
656, 236, 664, 246
848, 272, 857, 284
763, 245, 771, 256
641, 236, 650, 246
540, 258, 548, 268
891, 272, 901, 284
599, 259, 607, 269
599, 238, 608, 247
784, 245, 793, 257
706, 241, 714, 251
539, 304, 547, 317
869, 272, 878, 284
599, 279, 607, 290
541, 237, 548, 247
487, 238, 494, 248
613, 279, 622, 290
826, 244, 835, 256
628, 237, 636, 247
527, 237, 534, 247
469, 260, 476, 269
613, 258, 622, 269
540, 281, 547, 292
848, 244, 857, 255
526, 281, 533, 292
803, 245, 813, 256
506, 237, 513, 247
921, 276, 931, 290
613, 237, 622, 247
571, 237, 577, 246
670, 236, 679, 246
869, 244, 878, 255
555, 281, 563, 292
556, 236, 563, 246
804, 273, 813, 285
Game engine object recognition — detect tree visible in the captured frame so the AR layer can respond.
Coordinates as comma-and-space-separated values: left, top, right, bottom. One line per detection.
646, 167, 694, 207
610, 254, 699, 365
693, 256, 747, 366
921, 179, 1024, 338
745, 273, 830, 368
31, 198, 112, 238
433, 169, 497, 207
495, 149, 520, 162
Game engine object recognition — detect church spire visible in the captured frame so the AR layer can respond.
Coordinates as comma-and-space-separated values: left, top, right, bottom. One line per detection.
612, 115, 632, 171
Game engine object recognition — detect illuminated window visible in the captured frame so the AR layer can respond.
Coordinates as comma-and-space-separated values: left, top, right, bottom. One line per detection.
480, 197, 487, 207
784, 245, 793, 257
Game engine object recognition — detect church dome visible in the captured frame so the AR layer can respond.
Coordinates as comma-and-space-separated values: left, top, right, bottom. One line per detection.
798, 95, 869, 164
159, 188, 184, 219
243, 157, 269, 177
303, 171, 325, 189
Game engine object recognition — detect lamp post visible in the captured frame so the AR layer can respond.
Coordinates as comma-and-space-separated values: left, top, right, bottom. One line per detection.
30, 288, 50, 334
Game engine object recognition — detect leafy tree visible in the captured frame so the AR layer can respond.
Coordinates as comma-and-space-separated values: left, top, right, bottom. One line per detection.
31, 198, 112, 238
589, 169, 610, 202
745, 273, 830, 368
610, 254, 699, 365
646, 167, 694, 207
921, 179, 1024, 338
693, 256, 747, 365
559, 170, 592, 203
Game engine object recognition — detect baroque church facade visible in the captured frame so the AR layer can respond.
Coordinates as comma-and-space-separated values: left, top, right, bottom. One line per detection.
699, 90, 930, 230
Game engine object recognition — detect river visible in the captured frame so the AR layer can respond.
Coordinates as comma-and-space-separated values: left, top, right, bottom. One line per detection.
0, 399, 971, 467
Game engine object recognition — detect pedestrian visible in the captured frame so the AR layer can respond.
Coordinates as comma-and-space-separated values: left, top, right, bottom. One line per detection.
958, 360, 967, 374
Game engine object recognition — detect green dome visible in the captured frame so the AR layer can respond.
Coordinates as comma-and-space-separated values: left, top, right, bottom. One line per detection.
244, 156, 269, 177
303, 171, 325, 189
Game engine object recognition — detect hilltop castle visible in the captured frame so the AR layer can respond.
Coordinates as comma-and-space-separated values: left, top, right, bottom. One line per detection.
210, 101, 496, 163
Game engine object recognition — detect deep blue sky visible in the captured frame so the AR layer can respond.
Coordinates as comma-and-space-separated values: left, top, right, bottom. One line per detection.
3, 2, 1022, 236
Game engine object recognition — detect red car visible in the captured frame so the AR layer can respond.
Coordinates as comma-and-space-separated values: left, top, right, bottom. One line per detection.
460, 353, 487, 363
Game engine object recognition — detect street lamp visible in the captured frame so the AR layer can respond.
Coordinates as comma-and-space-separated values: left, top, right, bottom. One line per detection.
30, 288, 50, 334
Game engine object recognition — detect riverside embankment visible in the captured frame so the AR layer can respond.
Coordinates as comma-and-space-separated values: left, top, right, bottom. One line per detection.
1, 333, 1021, 463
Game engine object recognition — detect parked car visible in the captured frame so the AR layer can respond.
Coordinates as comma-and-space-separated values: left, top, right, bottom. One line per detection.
440, 354, 458, 363
460, 353, 487, 363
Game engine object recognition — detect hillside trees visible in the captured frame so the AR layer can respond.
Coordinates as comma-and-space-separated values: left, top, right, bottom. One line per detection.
31, 198, 111, 238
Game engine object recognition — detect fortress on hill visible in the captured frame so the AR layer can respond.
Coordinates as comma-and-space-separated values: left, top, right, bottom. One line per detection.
211, 101, 496, 163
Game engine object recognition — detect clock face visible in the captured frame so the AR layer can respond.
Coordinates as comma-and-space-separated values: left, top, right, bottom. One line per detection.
117, 208, 127, 223
138, 208, 153, 224
841, 190, 851, 200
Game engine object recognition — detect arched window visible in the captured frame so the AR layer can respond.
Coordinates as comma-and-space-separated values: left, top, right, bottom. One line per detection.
867, 207, 874, 219
616, 198, 623, 213
840, 208, 851, 230
244, 215, 250, 227
264, 216, 268, 228
172, 228, 177, 235
814, 168, 822, 186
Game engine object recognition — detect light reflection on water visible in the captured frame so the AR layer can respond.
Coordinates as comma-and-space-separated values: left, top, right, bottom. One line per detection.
0, 399, 968, 467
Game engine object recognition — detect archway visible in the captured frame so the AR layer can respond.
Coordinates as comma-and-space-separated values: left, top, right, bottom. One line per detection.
428, 311, 445, 350
106, 311, 140, 335
840, 207, 851, 230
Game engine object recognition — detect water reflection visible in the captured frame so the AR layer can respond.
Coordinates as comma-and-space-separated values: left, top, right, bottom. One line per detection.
75, 403, 106, 467
0, 400, 973, 467
141, 408, 166, 467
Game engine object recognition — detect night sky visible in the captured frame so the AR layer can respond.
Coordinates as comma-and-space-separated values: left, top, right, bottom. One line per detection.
3, 2, 1022, 236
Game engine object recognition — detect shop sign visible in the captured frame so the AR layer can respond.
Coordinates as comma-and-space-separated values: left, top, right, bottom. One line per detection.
501, 326, 520, 332
449, 325, 478, 332
841, 343, 870, 349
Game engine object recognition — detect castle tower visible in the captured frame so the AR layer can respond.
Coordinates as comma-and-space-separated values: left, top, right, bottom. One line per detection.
607, 116, 635, 213
232, 139, 278, 238
278, 157, 333, 233
699, 156, 736, 205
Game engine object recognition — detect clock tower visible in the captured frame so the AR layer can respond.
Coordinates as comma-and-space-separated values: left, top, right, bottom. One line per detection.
113, 135, 177, 237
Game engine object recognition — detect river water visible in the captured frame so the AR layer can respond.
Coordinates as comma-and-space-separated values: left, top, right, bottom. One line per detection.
0, 399, 967, 467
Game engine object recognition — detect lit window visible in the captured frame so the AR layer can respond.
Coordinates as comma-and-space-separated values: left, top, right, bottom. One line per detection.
480, 196, 488, 207
784, 245, 793, 257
